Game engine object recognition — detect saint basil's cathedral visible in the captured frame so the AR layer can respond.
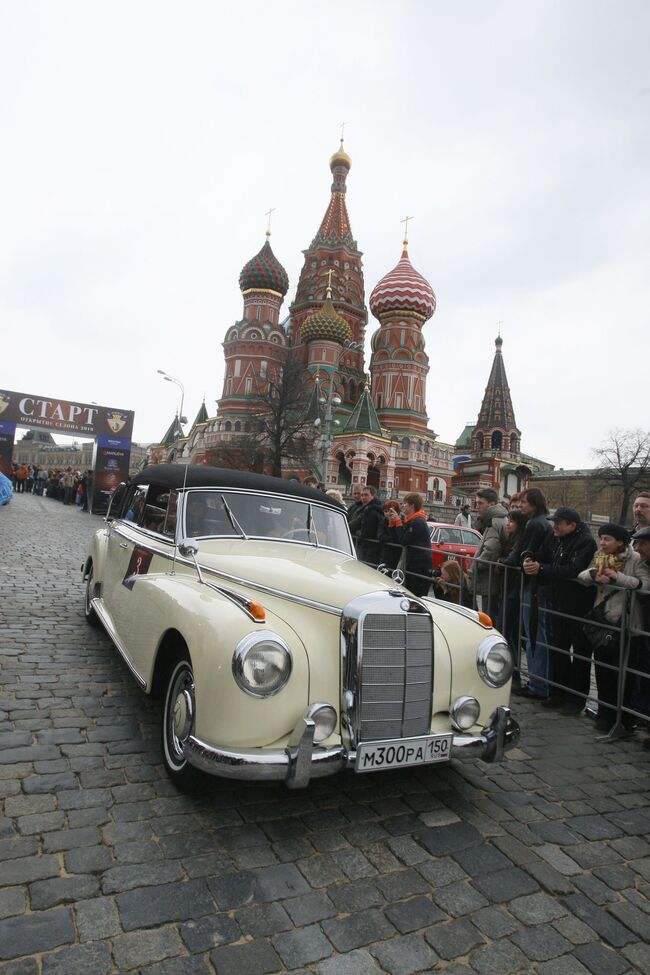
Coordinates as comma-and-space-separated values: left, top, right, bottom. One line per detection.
152, 143, 549, 501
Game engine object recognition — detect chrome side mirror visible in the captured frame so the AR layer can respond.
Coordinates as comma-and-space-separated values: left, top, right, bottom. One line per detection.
178, 538, 199, 558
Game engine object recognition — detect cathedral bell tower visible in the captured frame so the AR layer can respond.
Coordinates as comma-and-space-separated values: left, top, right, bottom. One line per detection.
368, 233, 436, 435
216, 229, 289, 431
472, 336, 521, 456
290, 141, 367, 413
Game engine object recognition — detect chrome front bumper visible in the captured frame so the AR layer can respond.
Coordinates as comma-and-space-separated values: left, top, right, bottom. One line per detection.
184, 706, 520, 790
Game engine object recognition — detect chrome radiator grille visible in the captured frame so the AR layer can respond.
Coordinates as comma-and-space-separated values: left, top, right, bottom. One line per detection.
358, 612, 433, 741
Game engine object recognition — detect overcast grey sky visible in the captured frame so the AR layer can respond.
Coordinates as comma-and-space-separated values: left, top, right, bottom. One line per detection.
1, 0, 648, 469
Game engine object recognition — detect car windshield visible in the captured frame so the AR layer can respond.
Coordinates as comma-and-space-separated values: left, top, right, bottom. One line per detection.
183, 490, 353, 554
436, 528, 463, 545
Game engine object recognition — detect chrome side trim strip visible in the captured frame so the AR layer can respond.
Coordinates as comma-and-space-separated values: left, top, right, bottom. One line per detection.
109, 523, 175, 547
198, 566, 344, 616
421, 596, 492, 629
92, 600, 147, 689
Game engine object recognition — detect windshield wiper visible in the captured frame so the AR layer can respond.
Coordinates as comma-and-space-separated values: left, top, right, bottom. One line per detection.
220, 494, 247, 539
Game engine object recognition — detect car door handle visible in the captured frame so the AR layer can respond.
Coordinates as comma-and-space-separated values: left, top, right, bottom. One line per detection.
119, 543, 129, 549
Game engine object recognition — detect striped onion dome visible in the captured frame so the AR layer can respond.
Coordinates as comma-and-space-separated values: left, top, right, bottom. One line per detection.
369, 247, 436, 321
301, 294, 352, 345
239, 239, 289, 297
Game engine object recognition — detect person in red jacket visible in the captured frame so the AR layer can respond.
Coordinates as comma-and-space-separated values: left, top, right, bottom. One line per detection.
386, 493, 432, 597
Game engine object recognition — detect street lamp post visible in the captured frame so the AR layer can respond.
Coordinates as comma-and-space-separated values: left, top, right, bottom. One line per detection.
157, 370, 187, 426
313, 340, 363, 485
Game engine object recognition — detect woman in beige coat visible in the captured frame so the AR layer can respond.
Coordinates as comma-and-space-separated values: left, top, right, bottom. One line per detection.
578, 523, 650, 731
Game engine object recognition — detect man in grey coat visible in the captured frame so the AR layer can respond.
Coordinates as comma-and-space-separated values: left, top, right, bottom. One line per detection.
466, 488, 508, 616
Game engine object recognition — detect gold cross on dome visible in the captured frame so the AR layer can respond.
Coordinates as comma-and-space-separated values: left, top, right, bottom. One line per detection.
265, 207, 276, 238
326, 269, 334, 297
496, 321, 503, 337
401, 215, 414, 246
339, 121, 347, 142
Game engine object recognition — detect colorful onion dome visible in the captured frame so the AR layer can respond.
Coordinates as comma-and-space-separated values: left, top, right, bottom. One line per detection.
329, 139, 352, 172
239, 238, 289, 297
369, 247, 436, 321
301, 293, 352, 345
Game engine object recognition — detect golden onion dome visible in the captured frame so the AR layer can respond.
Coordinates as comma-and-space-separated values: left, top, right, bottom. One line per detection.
329, 139, 352, 172
301, 294, 352, 345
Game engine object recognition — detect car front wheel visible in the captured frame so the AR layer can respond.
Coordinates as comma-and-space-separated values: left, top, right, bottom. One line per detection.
162, 657, 202, 790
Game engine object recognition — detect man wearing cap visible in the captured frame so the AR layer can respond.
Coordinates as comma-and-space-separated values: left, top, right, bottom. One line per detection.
522, 507, 597, 712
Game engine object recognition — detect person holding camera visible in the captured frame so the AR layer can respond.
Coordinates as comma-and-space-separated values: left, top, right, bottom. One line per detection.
386, 493, 431, 597
432, 559, 473, 607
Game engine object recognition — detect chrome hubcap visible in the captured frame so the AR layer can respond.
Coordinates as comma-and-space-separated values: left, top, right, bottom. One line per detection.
167, 666, 194, 763
172, 689, 192, 740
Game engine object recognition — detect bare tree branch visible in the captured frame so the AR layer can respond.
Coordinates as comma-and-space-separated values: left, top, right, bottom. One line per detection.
211, 350, 317, 477
591, 428, 650, 523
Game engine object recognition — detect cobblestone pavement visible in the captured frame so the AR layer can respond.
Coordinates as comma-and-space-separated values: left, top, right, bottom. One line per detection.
1, 493, 650, 975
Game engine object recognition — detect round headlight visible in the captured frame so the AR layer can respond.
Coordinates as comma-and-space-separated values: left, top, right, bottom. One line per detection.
233, 633, 292, 697
450, 696, 481, 731
477, 636, 514, 688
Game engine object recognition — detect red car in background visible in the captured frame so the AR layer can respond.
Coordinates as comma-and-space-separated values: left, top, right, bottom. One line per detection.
428, 522, 481, 572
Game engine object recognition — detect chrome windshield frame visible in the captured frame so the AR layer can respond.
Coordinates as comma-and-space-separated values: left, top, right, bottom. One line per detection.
178, 488, 353, 556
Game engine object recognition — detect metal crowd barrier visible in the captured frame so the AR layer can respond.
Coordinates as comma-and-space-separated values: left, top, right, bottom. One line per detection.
352, 532, 650, 742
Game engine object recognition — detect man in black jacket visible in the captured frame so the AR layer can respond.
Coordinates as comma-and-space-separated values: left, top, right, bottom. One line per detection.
351, 485, 385, 567
346, 485, 364, 526
515, 488, 554, 699
524, 507, 597, 713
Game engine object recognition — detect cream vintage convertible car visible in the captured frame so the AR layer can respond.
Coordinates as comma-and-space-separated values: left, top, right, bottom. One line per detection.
82, 465, 519, 789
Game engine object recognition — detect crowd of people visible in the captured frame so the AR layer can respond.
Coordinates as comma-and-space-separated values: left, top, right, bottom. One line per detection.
6, 463, 93, 510
341, 478, 650, 746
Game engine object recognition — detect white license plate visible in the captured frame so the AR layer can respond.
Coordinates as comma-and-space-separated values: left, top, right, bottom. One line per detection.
355, 734, 453, 772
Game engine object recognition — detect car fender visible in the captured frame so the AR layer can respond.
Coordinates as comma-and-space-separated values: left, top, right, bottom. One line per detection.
425, 600, 512, 724
131, 574, 310, 750
82, 528, 110, 584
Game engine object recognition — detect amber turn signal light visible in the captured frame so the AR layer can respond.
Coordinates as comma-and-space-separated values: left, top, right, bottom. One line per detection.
477, 611, 493, 628
248, 600, 266, 621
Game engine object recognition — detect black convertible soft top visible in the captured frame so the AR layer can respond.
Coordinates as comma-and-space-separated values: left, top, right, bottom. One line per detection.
131, 464, 342, 509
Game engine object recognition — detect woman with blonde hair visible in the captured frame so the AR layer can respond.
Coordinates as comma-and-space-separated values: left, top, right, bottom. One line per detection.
325, 489, 345, 509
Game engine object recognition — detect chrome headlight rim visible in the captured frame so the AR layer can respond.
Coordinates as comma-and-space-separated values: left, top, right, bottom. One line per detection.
477, 634, 513, 688
450, 695, 481, 731
232, 632, 292, 698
